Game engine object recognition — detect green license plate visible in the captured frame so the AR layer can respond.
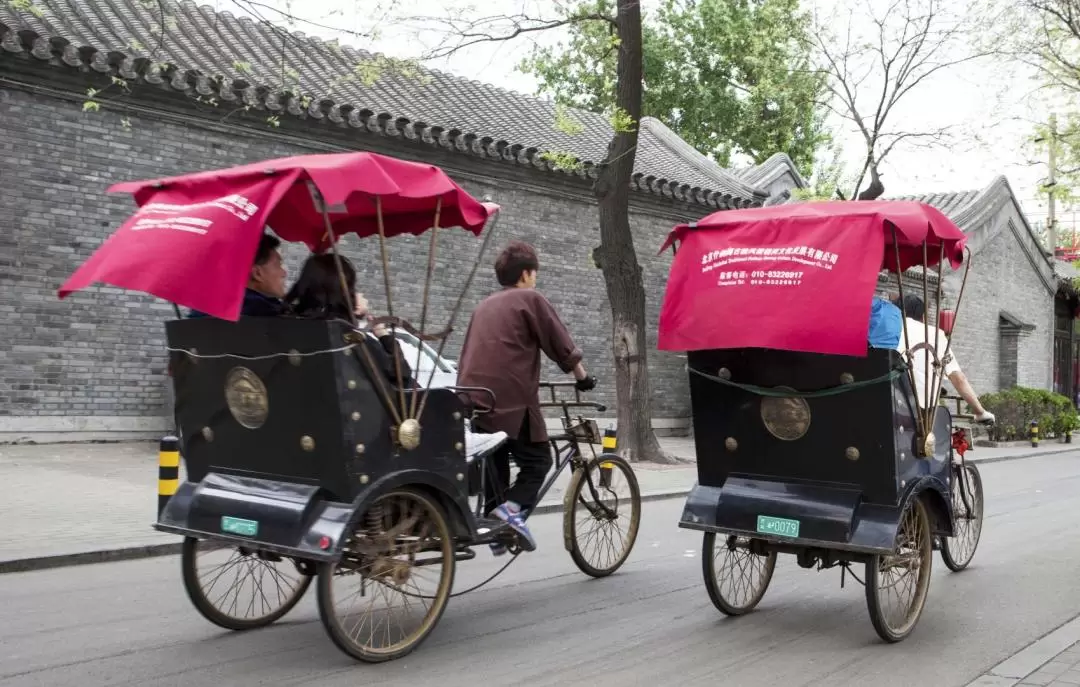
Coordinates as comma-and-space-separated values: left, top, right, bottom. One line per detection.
756, 515, 800, 538
221, 516, 259, 537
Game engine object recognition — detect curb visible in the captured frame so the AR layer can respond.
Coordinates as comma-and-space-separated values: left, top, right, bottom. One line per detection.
2, 447, 1074, 575
965, 612, 1080, 686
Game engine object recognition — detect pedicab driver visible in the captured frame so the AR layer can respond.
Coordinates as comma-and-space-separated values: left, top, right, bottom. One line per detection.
457, 241, 596, 554
894, 295, 995, 437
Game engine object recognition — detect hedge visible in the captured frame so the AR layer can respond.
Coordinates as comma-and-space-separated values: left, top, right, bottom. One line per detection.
976, 386, 1080, 442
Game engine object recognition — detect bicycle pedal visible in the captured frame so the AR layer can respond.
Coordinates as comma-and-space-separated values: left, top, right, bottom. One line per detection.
475, 517, 512, 533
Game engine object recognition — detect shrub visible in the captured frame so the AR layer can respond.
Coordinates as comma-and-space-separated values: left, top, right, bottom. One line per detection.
976, 386, 1076, 442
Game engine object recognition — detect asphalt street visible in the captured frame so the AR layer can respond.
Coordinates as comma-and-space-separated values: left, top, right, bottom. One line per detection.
3, 452, 1080, 687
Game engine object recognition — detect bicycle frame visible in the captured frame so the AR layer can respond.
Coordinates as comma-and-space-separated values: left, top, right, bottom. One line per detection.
470, 381, 615, 521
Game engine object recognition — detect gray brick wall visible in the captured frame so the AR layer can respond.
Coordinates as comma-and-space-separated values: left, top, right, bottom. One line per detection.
0, 83, 696, 425
946, 217, 1054, 394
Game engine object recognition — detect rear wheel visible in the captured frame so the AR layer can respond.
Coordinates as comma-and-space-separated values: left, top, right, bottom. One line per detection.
941, 463, 984, 572
702, 534, 777, 616
180, 537, 312, 630
317, 488, 455, 663
865, 496, 933, 643
565, 455, 642, 577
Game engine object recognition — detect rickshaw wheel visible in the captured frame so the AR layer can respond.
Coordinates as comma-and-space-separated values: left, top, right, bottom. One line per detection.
565, 455, 642, 578
702, 533, 777, 616
941, 463, 984, 572
317, 488, 455, 663
180, 537, 313, 631
865, 496, 933, 643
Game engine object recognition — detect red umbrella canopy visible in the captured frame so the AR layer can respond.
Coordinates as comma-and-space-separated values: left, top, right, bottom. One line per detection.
657, 200, 968, 356
57, 152, 497, 321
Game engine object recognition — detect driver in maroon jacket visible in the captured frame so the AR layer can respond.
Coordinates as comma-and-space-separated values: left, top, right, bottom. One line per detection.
457, 241, 595, 554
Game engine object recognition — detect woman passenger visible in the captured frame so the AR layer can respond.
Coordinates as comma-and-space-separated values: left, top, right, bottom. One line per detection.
286, 253, 414, 388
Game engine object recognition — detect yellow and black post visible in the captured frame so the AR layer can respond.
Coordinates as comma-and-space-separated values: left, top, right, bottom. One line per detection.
158, 436, 180, 518
600, 428, 617, 488
1030, 420, 1040, 449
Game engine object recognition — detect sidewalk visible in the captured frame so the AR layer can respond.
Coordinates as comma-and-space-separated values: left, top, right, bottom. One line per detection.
0, 437, 1073, 573
967, 615, 1080, 686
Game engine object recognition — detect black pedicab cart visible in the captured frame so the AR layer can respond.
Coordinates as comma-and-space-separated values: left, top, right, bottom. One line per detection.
57, 151, 641, 663
656, 200, 987, 643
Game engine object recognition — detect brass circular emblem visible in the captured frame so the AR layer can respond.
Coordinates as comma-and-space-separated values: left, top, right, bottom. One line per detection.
398, 418, 422, 450
845, 446, 860, 461
923, 432, 936, 458
224, 367, 269, 429
760, 387, 811, 441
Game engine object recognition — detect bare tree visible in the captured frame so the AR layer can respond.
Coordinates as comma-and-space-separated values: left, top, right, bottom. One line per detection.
420, 1, 676, 463
812, 0, 989, 200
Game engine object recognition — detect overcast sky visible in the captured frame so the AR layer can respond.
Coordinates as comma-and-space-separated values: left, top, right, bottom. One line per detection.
213, 0, 1069, 236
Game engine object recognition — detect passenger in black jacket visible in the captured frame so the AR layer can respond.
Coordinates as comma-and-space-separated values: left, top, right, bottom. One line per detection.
188, 233, 288, 318
286, 253, 413, 388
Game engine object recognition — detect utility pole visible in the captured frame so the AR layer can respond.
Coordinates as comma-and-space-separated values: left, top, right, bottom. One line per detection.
1049, 113, 1059, 257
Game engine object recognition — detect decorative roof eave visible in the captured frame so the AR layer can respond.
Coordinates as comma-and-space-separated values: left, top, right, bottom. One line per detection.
734, 153, 808, 190
999, 310, 1036, 332
0, 22, 760, 212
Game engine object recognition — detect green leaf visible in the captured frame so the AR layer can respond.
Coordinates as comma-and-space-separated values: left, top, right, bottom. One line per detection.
82, 100, 100, 113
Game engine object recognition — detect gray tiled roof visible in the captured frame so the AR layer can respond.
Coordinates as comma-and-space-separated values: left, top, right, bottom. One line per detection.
0, 0, 767, 209
891, 189, 984, 222
731, 153, 807, 189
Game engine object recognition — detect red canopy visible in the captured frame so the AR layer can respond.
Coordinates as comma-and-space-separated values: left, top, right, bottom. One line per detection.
57, 152, 498, 321
657, 201, 967, 356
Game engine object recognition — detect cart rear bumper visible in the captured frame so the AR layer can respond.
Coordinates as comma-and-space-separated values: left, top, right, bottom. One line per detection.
678, 478, 902, 556
155, 472, 354, 561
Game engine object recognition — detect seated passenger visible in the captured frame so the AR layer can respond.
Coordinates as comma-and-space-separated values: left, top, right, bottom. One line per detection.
893, 295, 995, 430
287, 253, 414, 388
867, 296, 902, 349
188, 233, 287, 318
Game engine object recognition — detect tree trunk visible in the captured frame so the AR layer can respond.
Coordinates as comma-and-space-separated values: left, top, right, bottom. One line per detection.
592, 0, 677, 464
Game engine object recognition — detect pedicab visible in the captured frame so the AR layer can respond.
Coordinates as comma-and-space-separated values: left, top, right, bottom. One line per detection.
56, 151, 641, 663
657, 200, 987, 642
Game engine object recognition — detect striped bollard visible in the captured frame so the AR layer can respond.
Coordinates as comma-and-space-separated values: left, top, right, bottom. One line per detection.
158, 436, 180, 518
1030, 420, 1039, 449
600, 428, 617, 488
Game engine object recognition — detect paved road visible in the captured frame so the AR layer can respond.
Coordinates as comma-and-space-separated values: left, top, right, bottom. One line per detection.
3, 452, 1080, 687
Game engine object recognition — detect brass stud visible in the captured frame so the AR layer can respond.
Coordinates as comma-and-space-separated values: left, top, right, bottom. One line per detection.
347, 380, 357, 390
351, 411, 361, 421
288, 349, 301, 366
359, 474, 369, 484
456, 473, 464, 482
343, 349, 351, 356
455, 441, 464, 452
301, 435, 315, 452
845, 446, 860, 461
724, 437, 737, 452
201, 426, 214, 442
718, 367, 732, 380
190, 348, 199, 363
356, 443, 365, 455
453, 412, 462, 421
840, 373, 854, 384
900, 480, 906, 489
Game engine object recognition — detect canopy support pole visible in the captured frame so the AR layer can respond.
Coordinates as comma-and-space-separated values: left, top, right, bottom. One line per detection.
411, 197, 443, 419
928, 247, 972, 423
416, 210, 502, 423
373, 195, 408, 421
310, 182, 402, 427
891, 224, 924, 443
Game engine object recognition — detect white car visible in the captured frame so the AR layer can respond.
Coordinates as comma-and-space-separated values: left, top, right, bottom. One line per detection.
389, 330, 458, 388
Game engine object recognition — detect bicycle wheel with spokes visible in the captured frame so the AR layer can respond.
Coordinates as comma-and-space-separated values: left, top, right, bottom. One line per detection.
180, 537, 313, 630
702, 533, 777, 616
865, 496, 933, 643
317, 488, 455, 663
941, 463, 984, 572
565, 455, 641, 577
